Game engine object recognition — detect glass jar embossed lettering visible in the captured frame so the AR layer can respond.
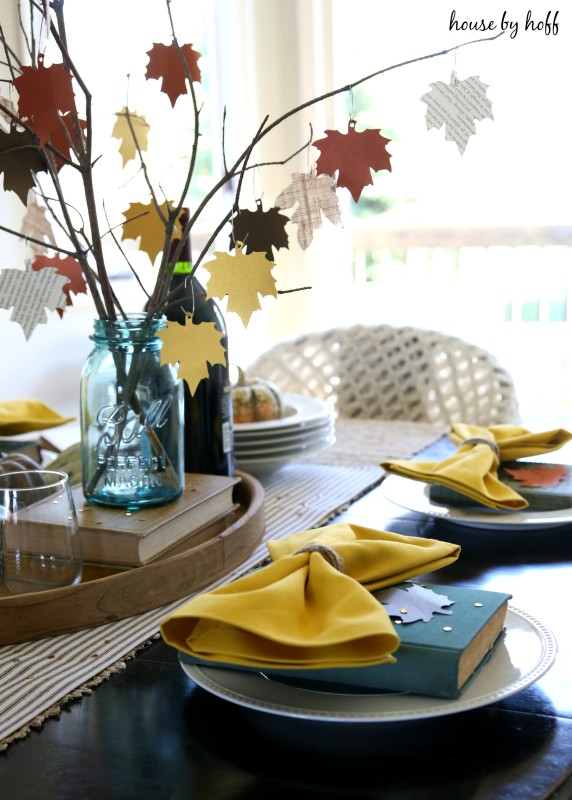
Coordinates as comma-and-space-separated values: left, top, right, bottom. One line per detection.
80, 314, 184, 508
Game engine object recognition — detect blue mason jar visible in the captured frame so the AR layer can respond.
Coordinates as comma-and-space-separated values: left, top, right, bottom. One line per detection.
80, 313, 184, 508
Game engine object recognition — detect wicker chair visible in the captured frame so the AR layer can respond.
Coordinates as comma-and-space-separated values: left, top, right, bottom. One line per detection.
246, 324, 520, 426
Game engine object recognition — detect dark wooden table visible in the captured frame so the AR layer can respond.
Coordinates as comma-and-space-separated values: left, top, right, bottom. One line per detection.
1, 478, 571, 800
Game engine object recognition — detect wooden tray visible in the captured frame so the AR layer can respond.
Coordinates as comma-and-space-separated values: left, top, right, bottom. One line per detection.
0, 471, 265, 645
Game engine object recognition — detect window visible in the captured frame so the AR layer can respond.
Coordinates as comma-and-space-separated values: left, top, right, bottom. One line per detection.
2, 1, 571, 429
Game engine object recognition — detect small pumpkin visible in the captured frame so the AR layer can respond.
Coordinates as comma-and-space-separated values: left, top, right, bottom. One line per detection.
232, 368, 283, 424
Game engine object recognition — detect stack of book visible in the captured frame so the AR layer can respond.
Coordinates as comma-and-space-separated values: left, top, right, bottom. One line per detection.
22, 473, 241, 568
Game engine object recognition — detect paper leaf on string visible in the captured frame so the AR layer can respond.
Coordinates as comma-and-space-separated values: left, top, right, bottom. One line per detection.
0, 125, 47, 204
375, 584, 454, 624
275, 172, 342, 250
313, 120, 392, 202
13, 55, 76, 145
420, 72, 494, 154
229, 200, 290, 260
157, 314, 227, 395
145, 42, 202, 107
120, 200, 173, 264
112, 107, 150, 167
32, 254, 87, 314
204, 242, 277, 327
20, 200, 57, 256
0, 263, 69, 339
502, 464, 567, 489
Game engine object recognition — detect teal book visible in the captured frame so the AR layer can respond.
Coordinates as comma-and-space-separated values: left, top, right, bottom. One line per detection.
180, 583, 511, 700
429, 461, 572, 511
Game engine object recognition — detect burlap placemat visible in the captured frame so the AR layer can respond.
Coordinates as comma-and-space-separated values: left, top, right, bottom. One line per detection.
301, 418, 448, 467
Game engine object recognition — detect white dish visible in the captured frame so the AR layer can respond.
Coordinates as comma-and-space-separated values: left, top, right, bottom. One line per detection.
235, 416, 334, 445
381, 474, 572, 531
235, 424, 335, 457
180, 607, 556, 723
236, 433, 336, 474
234, 394, 334, 433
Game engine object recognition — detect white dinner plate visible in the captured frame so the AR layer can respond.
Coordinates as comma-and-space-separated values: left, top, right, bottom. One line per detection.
234, 424, 335, 457
235, 416, 334, 446
381, 474, 572, 531
234, 394, 334, 433
236, 433, 336, 474
180, 607, 556, 723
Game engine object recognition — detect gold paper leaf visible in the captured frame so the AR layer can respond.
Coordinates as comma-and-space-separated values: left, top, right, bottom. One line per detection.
157, 315, 227, 395
120, 200, 172, 264
203, 242, 277, 327
112, 107, 151, 167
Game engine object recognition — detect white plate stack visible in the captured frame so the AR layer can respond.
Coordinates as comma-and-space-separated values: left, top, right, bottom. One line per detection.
234, 394, 335, 474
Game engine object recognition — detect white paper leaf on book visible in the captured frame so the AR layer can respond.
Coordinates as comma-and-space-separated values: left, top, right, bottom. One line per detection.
0, 261, 69, 339
376, 583, 454, 624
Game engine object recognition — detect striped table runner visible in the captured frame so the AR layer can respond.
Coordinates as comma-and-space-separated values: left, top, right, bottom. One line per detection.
0, 421, 444, 749
0, 462, 382, 748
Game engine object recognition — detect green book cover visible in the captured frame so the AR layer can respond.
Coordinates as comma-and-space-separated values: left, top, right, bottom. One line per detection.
180, 583, 512, 700
430, 462, 572, 511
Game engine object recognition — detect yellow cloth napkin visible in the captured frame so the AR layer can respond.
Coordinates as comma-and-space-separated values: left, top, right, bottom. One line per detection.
381, 423, 572, 510
0, 399, 74, 435
161, 522, 460, 670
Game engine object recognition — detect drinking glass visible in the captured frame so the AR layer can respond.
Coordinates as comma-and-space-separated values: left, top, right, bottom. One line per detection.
0, 470, 83, 594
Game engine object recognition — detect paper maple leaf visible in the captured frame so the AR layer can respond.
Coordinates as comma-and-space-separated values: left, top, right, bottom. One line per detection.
20, 200, 57, 256
145, 42, 202, 107
313, 120, 392, 202
502, 464, 567, 489
0, 263, 69, 339
32, 254, 87, 313
203, 242, 277, 327
275, 172, 342, 250
112, 108, 150, 167
157, 315, 227, 395
13, 55, 76, 146
375, 584, 453, 624
0, 125, 47, 204
120, 200, 173, 264
420, 72, 494, 154
229, 201, 289, 260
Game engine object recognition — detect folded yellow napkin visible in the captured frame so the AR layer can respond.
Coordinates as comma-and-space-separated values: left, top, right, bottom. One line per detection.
0, 399, 74, 435
161, 523, 460, 670
381, 423, 572, 510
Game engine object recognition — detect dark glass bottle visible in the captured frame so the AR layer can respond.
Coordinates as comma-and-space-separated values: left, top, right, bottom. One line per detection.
166, 216, 235, 476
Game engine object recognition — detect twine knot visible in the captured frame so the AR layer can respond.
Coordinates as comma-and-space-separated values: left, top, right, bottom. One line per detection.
294, 542, 344, 572
460, 436, 501, 458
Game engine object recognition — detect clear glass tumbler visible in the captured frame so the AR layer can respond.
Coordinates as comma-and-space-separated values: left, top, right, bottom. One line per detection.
0, 470, 83, 594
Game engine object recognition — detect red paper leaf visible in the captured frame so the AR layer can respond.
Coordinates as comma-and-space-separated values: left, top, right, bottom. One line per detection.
145, 42, 202, 107
32, 254, 87, 315
313, 119, 392, 202
14, 55, 77, 145
503, 464, 567, 489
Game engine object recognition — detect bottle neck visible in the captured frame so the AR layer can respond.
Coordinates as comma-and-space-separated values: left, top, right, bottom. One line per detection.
172, 261, 192, 275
